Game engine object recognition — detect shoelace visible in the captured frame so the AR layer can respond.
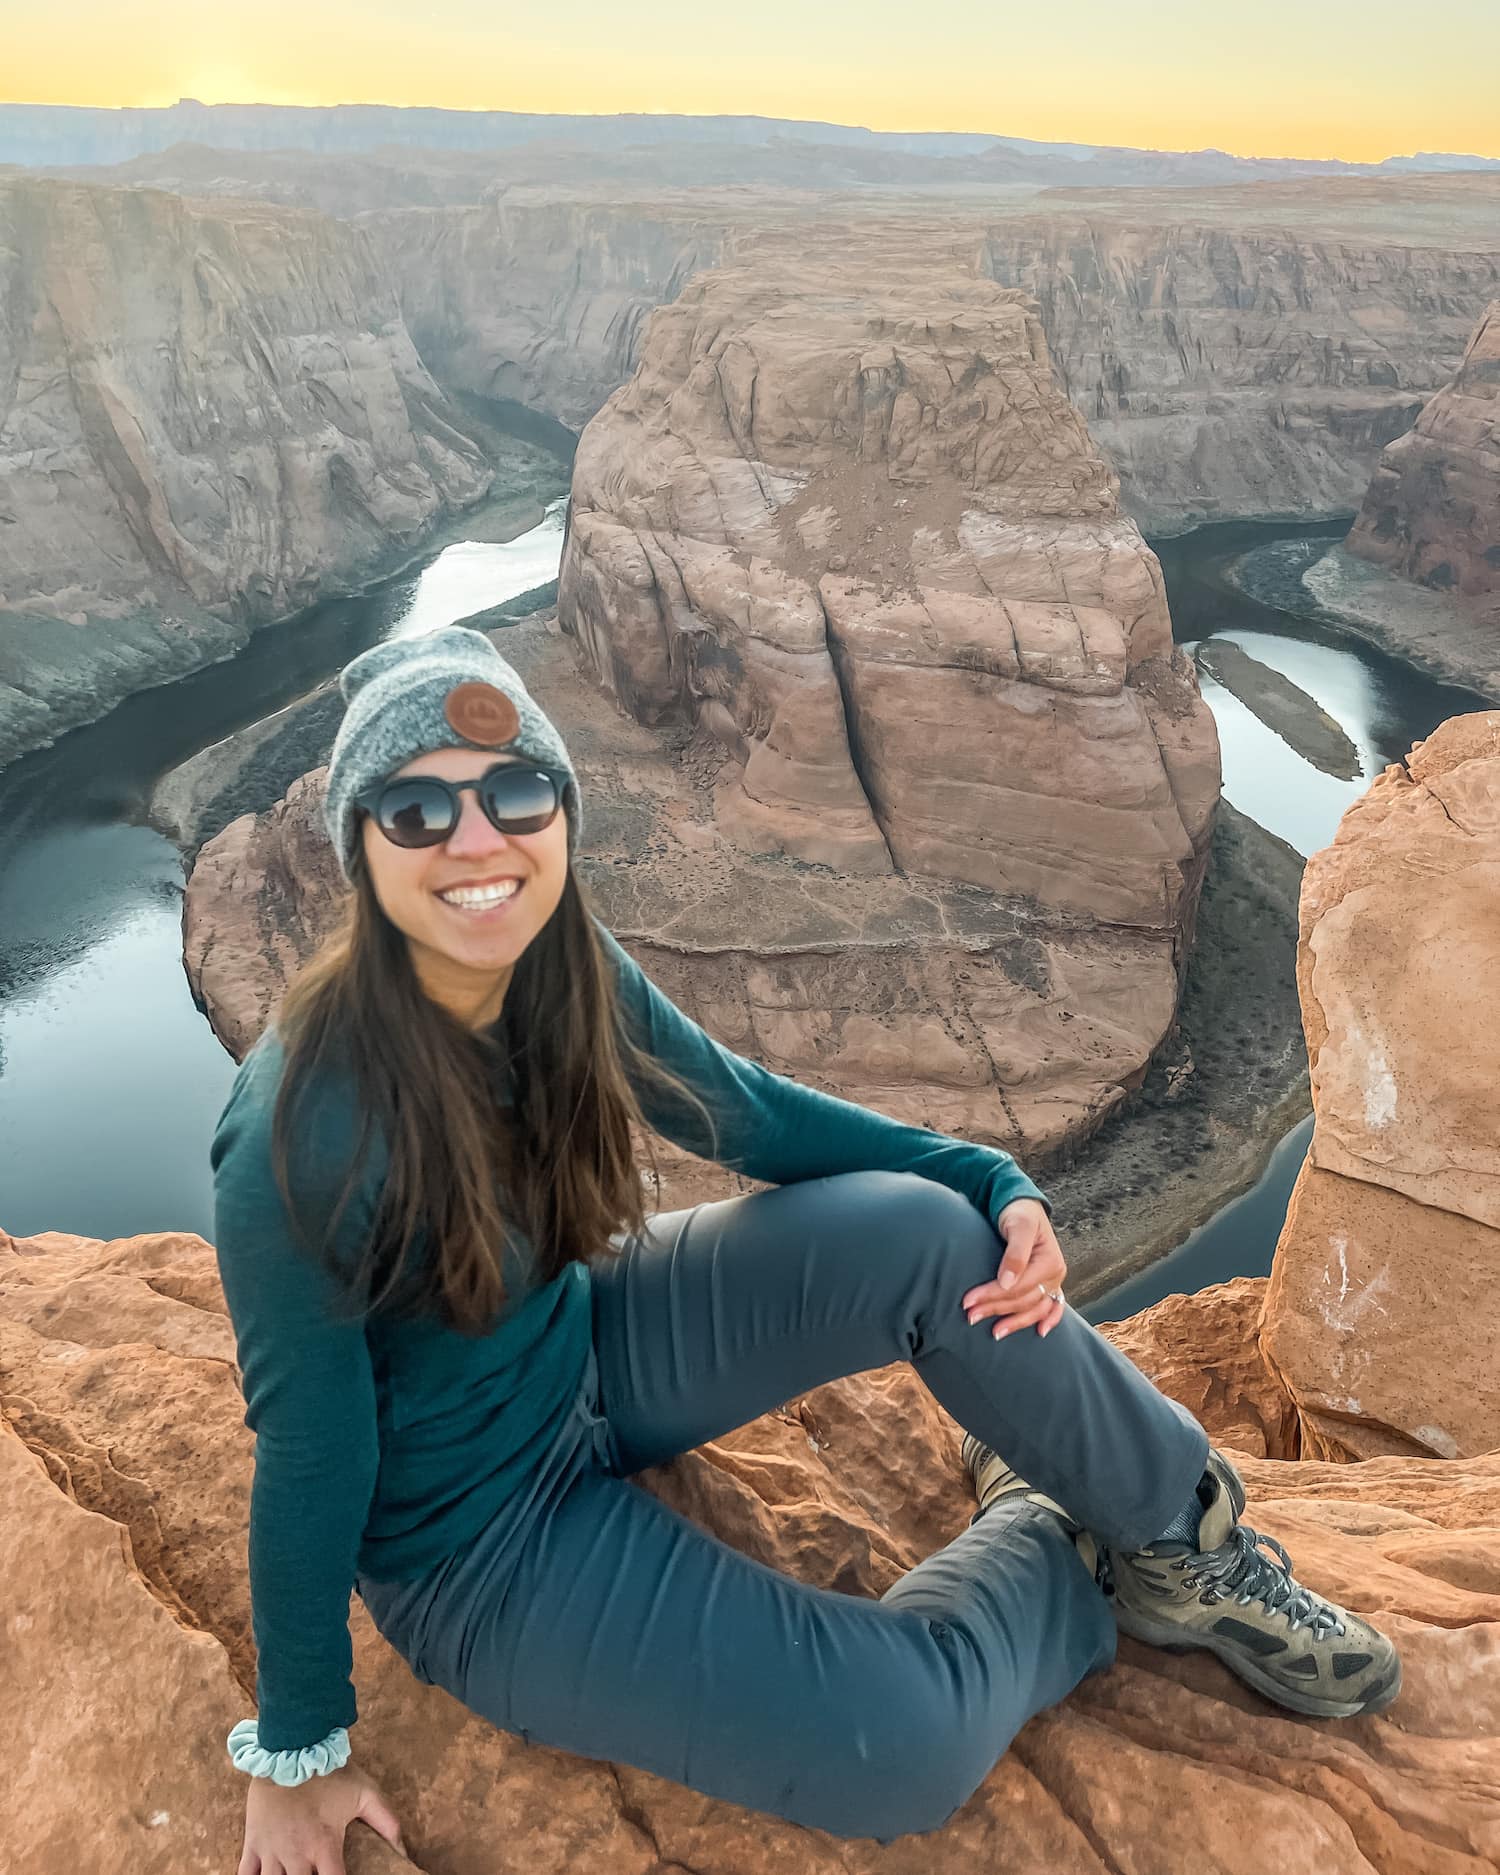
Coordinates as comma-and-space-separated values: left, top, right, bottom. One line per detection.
1178, 1523, 1346, 1638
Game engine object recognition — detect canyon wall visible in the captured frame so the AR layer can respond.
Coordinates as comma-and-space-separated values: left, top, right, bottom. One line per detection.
1347, 299, 1500, 618
0, 178, 492, 764
365, 197, 730, 431
981, 215, 1500, 532
5, 168, 1494, 778
5, 165, 1497, 769
365, 185, 1500, 533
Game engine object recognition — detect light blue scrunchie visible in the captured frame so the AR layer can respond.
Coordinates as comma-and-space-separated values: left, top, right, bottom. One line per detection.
226, 1718, 352, 1785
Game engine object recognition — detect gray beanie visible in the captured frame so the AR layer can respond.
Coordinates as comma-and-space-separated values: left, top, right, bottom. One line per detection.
323, 625, 581, 879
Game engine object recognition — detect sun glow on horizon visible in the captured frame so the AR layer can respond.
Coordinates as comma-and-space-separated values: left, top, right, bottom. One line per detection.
7, 1, 1500, 167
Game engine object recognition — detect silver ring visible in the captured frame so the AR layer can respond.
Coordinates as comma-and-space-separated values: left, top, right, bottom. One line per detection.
1040, 1284, 1064, 1305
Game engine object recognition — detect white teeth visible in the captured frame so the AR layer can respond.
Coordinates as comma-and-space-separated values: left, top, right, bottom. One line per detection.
438, 879, 522, 908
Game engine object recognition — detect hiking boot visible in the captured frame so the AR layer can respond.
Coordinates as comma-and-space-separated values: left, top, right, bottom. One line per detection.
959, 1432, 1105, 1585
1107, 1448, 1402, 1719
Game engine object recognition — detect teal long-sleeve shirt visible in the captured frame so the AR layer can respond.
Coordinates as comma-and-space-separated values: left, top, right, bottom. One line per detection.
210, 919, 1051, 1753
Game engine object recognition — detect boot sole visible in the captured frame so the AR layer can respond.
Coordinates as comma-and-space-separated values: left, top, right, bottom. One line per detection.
1115, 1606, 1403, 1719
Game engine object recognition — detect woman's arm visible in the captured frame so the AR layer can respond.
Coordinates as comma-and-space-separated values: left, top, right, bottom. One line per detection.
211, 1036, 382, 1755
599, 922, 1052, 1226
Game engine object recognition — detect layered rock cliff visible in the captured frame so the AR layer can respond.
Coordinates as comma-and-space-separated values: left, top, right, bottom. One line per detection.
1260, 710, 1500, 1460
981, 210, 1500, 532
366, 197, 729, 431
0, 177, 492, 764
6, 171, 1497, 777
1347, 300, 1500, 619
559, 250, 1218, 925
550, 250, 1217, 1151
363, 181, 1500, 534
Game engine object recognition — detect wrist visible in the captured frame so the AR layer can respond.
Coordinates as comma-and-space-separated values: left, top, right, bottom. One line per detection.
227, 1717, 351, 1785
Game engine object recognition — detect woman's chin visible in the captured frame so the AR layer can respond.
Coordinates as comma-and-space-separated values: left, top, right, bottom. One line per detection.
410, 915, 529, 977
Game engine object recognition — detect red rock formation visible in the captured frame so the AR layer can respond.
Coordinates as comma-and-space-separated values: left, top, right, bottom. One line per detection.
561, 252, 1219, 923
1259, 712, 1500, 1460
3, 1223, 1498, 1873
1347, 300, 1500, 620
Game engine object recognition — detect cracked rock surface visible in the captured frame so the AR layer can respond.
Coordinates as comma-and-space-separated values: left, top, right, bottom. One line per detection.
559, 248, 1219, 930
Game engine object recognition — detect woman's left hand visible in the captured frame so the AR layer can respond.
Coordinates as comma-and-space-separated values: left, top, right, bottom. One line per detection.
962, 1198, 1068, 1341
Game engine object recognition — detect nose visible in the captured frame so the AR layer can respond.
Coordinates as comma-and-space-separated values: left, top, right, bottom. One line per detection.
444, 787, 514, 858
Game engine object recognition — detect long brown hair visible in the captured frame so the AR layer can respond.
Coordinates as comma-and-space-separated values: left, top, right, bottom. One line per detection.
269, 838, 717, 1334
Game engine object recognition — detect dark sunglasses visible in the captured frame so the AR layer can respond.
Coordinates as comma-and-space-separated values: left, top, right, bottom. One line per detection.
354, 760, 567, 849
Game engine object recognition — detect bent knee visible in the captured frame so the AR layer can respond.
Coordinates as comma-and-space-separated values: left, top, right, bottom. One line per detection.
838, 1170, 1000, 1263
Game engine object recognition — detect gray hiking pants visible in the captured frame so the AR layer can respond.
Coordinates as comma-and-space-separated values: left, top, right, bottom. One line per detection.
356, 1171, 1208, 1840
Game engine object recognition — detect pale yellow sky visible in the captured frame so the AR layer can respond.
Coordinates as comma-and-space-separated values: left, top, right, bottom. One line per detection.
8, 0, 1500, 164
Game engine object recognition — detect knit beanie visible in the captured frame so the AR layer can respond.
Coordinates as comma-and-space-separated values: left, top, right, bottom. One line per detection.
322, 625, 582, 880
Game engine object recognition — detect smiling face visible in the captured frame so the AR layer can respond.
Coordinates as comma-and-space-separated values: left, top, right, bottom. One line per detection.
359, 746, 570, 1030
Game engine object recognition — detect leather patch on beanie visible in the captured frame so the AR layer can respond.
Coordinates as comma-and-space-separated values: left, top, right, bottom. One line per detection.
443, 681, 521, 747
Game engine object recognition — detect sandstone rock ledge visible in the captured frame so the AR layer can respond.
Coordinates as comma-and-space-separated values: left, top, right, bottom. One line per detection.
2, 1233, 1497, 1873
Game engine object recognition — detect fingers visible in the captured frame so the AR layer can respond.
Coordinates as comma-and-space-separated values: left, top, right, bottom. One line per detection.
965, 1248, 1068, 1318
986, 1293, 1052, 1339
966, 1287, 1068, 1341
995, 1217, 1038, 1293
965, 1201, 1068, 1342
964, 1276, 1066, 1319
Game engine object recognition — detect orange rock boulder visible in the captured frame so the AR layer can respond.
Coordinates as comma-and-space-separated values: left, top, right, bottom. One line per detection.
1260, 712, 1500, 1460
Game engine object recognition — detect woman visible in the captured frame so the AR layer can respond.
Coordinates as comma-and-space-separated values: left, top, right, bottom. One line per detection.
214, 625, 1399, 1875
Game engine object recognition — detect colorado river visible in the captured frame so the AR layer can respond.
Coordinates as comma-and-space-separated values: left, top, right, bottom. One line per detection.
0, 516, 1488, 1291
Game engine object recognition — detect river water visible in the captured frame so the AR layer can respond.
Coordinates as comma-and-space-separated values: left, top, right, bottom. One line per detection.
0, 517, 1488, 1286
